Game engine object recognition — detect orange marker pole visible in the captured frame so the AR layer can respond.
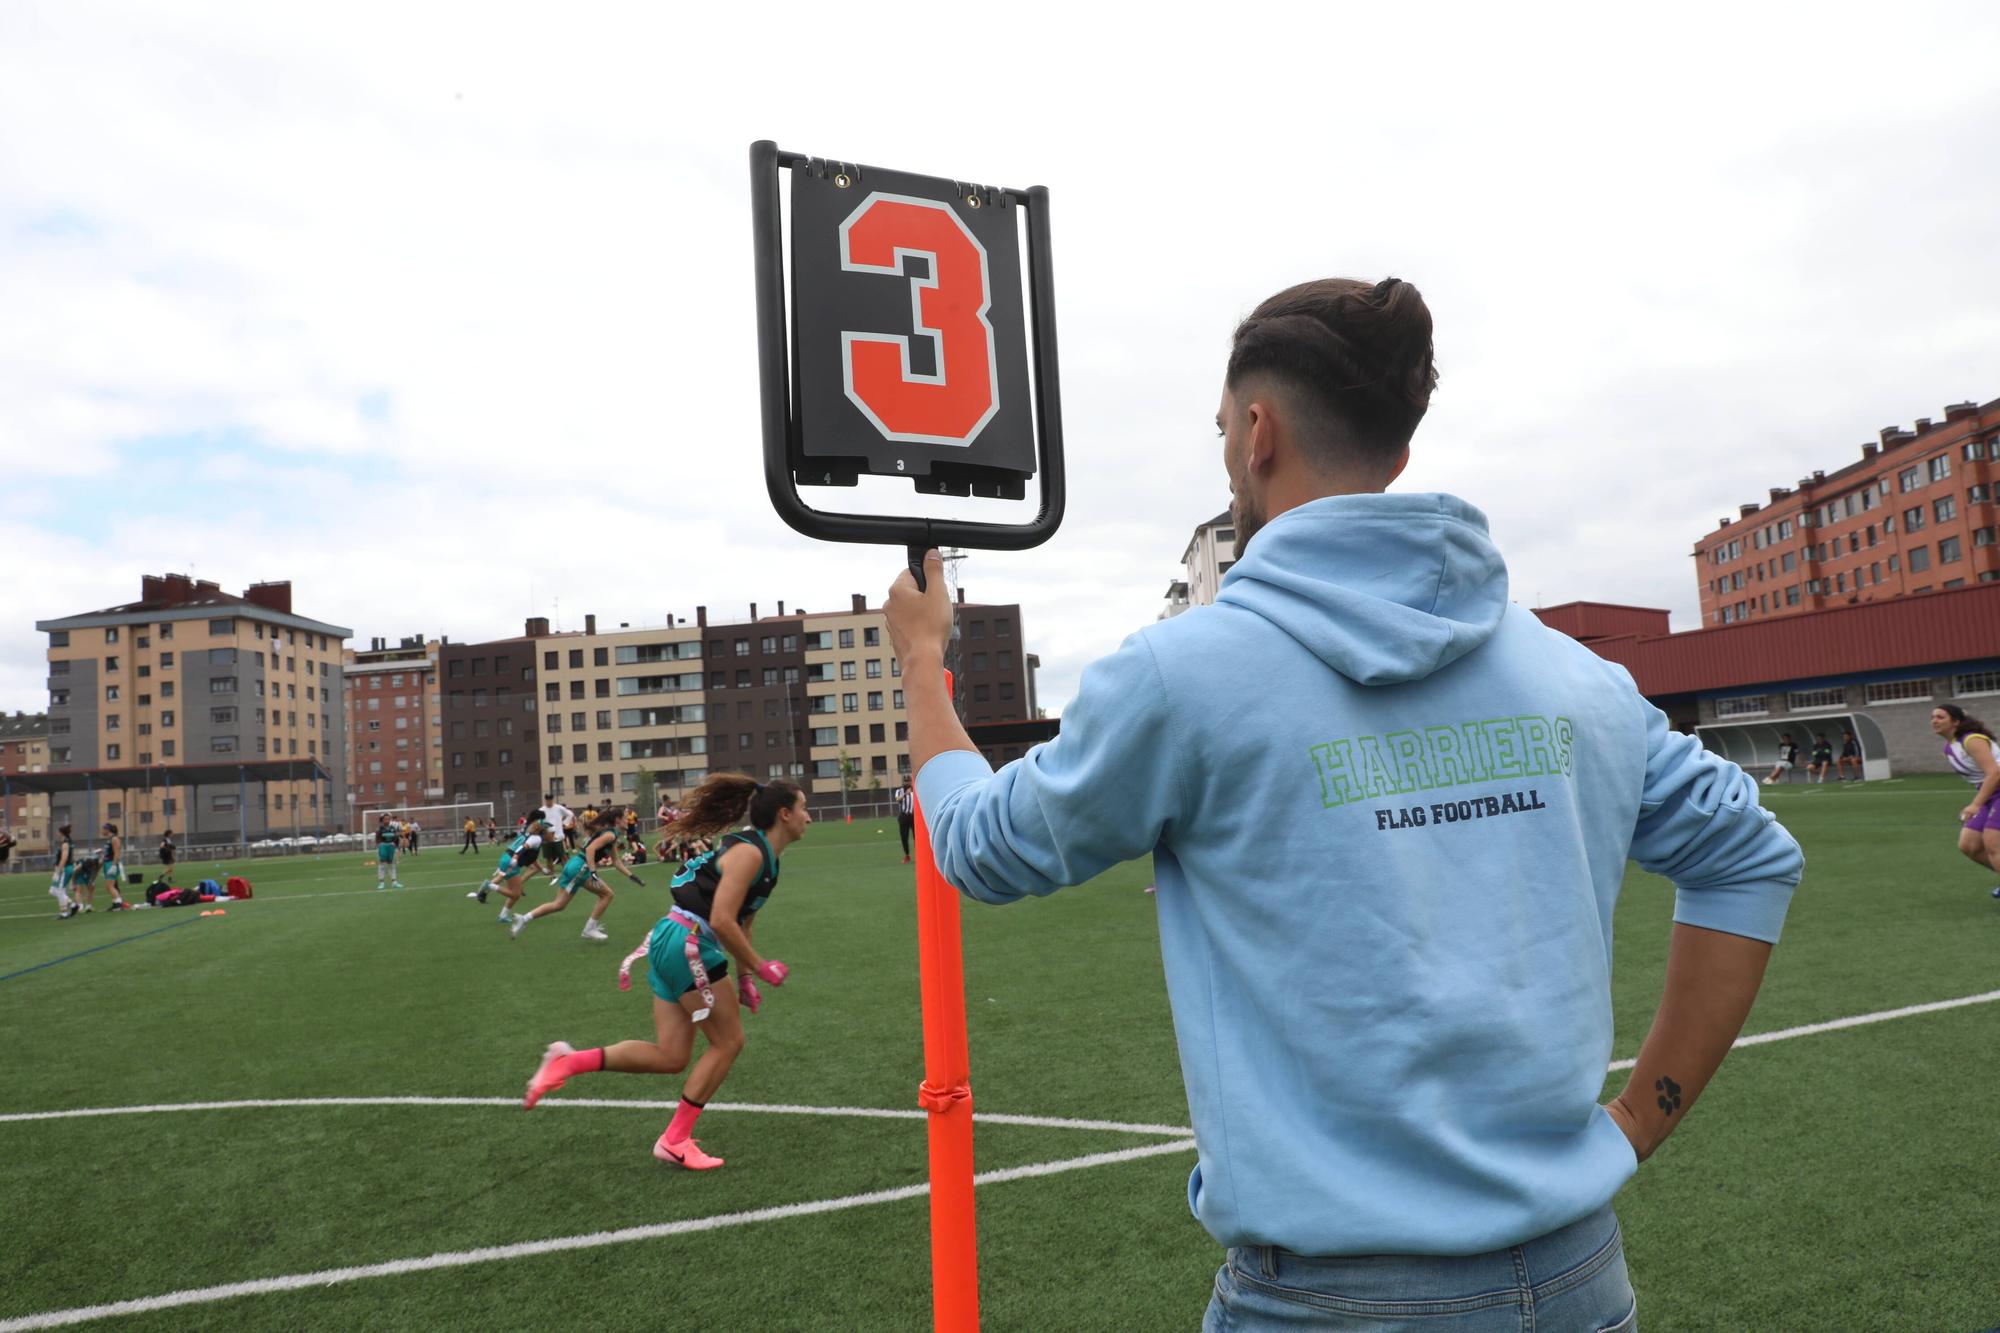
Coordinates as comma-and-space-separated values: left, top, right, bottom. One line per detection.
913, 668, 979, 1331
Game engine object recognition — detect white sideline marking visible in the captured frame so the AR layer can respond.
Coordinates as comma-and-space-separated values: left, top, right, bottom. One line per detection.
0, 1138, 1197, 1332
1606, 986, 2000, 1073
0, 1096, 1193, 1137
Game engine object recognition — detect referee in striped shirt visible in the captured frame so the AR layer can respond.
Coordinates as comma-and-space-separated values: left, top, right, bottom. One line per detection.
895, 776, 916, 864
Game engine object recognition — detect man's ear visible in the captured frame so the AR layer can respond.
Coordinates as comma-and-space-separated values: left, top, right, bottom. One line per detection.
1383, 445, 1412, 487
1245, 397, 1280, 475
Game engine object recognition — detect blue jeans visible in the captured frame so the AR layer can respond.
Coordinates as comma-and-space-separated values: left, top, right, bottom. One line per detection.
1203, 1205, 1636, 1332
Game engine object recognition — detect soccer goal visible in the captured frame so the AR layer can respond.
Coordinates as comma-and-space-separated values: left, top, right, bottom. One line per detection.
357, 802, 497, 848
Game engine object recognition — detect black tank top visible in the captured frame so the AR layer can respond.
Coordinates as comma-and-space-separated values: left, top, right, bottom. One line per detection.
670, 829, 778, 923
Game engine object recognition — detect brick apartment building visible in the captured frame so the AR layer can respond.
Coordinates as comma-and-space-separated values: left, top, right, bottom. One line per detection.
478, 593, 1037, 814
0, 711, 51, 852
1695, 397, 2000, 626
343, 636, 444, 828
438, 629, 544, 825
32, 575, 352, 841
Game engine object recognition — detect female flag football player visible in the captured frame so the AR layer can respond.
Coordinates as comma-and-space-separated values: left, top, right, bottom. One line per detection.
1933, 703, 2000, 897
50, 824, 80, 918
509, 810, 640, 942
521, 775, 808, 1171
469, 818, 555, 923
373, 814, 403, 890
97, 823, 130, 911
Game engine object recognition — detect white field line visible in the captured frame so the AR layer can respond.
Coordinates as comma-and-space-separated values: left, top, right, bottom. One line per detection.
1605, 986, 2000, 1072
0, 1137, 1197, 1333
0, 1096, 1193, 1137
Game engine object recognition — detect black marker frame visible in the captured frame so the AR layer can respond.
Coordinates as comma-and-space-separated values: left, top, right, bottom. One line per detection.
750, 140, 1066, 563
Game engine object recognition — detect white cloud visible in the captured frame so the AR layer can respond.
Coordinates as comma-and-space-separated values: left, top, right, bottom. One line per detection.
2, 1, 1998, 717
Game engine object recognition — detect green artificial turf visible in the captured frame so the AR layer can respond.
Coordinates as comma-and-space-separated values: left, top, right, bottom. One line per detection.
1, 776, 1995, 1331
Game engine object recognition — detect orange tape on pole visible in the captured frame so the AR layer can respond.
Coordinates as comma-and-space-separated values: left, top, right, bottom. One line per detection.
913, 669, 979, 1332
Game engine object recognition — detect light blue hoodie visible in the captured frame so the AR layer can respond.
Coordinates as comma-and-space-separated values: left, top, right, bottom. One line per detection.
917, 492, 1803, 1257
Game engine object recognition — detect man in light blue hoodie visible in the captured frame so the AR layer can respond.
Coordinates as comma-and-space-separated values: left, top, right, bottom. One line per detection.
885, 277, 1802, 1331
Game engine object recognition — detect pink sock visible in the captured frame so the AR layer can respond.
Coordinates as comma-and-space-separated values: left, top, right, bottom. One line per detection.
564, 1048, 606, 1077
664, 1096, 704, 1144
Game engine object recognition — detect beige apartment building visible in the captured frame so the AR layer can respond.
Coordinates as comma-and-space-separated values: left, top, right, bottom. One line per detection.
517, 594, 1035, 813
34, 575, 351, 843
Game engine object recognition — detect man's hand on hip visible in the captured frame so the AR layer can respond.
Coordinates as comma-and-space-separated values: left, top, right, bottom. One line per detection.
886, 549, 953, 671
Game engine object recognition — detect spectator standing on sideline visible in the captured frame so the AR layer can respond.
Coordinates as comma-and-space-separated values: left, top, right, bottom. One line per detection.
486, 818, 498, 845
157, 829, 177, 886
1763, 733, 1799, 785
461, 817, 480, 854
886, 277, 1803, 1331
1807, 733, 1834, 783
1837, 729, 1863, 781
0, 828, 15, 873
894, 776, 916, 864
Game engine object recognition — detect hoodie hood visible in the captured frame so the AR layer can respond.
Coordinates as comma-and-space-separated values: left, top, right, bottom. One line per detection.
1214, 492, 1509, 685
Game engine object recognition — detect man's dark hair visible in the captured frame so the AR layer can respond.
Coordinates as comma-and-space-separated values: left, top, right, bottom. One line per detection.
1227, 277, 1438, 465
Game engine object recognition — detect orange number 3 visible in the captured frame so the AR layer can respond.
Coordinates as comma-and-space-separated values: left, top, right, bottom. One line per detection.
839, 193, 999, 445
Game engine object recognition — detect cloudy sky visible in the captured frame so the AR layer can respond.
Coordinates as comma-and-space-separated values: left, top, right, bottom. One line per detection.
3, 2, 1997, 717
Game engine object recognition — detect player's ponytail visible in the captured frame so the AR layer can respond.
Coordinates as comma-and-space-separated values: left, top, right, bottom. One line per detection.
668, 774, 805, 839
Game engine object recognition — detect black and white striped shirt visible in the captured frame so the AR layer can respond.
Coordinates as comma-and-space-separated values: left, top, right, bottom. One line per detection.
895, 786, 915, 817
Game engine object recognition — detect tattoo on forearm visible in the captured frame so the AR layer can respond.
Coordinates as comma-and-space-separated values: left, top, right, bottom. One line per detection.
1654, 1076, 1683, 1115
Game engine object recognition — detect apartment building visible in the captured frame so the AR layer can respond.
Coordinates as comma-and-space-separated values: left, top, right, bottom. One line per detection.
536, 612, 710, 805
343, 636, 443, 826
1696, 398, 2000, 625
33, 575, 351, 841
0, 712, 50, 852
1182, 510, 1240, 608
439, 628, 543, 822
510, 594, 1036, 812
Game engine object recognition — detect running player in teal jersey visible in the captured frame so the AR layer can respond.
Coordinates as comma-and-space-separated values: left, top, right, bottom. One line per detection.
470, 819, 555, 923
510, 810, 641, 942
373, 815, 403, 890
521, 776, 808, 1170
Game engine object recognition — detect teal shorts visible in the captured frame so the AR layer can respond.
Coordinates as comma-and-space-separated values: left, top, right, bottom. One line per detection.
56, 865, 76, 889
375, 844, 397, 863
646, 916, 729, 1002
555, 854, 597, 895
72, 862, 98, 886
496, 850, 528, 878
103, 862, 124, 885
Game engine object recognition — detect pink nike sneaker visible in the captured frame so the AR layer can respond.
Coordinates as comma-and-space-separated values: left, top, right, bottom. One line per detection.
524, 1041, 575, 1109
653, 1134, 724, 1170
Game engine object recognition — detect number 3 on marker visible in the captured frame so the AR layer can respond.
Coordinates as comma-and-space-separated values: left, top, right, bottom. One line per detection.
839, 193, 1000, 446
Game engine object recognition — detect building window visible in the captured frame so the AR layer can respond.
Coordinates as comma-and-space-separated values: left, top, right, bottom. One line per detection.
1928, 454, 1951, 483
1897, 467, 1921, 492
1938, 536, 1963, 564
594, 647, 609, 667
867, 691, 884, 710
49, 630, 69, 648
893, 690, 905, 709
1954, 670, 2000, 698
1908, 545, 1931, 572
842, 693, 859, 713
1713, 695, 1768, 719
735, 639, 750, 657
211, 735, 239, 754
1903, 506, 1925, 531
208, 618, 235, 635
1785, 688, 1846, 711
968, 621, 985, 640
1974, 527, 1997, 548
1935, 495, 1957, 524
